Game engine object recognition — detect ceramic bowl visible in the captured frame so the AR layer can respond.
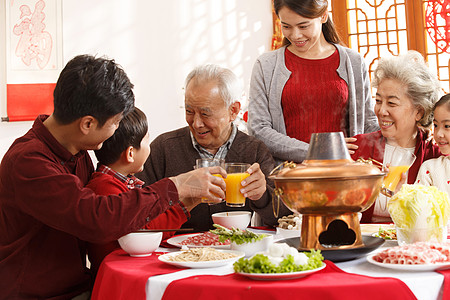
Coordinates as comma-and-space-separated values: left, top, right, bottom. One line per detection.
212, 211, 252, 230
118, 231, 162, 257
230, 234, 274, 257
276, 227, 301, 239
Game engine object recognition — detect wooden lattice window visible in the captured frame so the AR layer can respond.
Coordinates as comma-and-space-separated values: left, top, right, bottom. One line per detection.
331, 0, 450, 93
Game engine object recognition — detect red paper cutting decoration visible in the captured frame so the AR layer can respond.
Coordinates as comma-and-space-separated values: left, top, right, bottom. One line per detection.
426, 0, 450, 53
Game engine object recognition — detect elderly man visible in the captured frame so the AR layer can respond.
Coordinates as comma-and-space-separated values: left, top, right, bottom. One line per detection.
138, 64, 290, 232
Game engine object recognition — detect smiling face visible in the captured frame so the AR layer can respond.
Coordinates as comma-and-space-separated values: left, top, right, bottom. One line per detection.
185, 79, 240, 154
278, 6, 326, 58
374, 78, 423, 148
433, 105, 450, 155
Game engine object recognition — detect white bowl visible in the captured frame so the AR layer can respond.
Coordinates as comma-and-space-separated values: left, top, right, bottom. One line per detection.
231, 234, 273, 257
230, 234, 273, 257
396, 226, 446, 246
118, 231, 162, 257
276, 227, 301, 239
212, 211, 252, 230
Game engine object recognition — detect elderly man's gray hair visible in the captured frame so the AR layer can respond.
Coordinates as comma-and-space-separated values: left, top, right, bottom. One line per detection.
185, 64, 243, 107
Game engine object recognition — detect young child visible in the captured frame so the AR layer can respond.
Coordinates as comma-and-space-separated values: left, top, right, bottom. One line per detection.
86, 107, 189, 276
416, 93, 450, 193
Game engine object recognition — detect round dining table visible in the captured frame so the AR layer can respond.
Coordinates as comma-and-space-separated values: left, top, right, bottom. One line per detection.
91, 228, 449, 300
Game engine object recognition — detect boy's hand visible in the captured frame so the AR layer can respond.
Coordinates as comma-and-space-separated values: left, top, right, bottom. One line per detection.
170, 166, 226, 208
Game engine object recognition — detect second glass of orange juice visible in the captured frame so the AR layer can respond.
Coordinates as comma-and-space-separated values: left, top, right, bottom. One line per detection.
224, 163, 251, 207
195, 158, 225, 204
382, 147, 416, 197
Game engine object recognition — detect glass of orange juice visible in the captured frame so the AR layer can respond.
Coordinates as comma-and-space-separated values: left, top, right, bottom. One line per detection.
224, 163, 251, 207
381, 147, 416, 197
195, 158, 225, 204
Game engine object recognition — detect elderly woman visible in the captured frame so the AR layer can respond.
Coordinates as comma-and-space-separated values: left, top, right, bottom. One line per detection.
349, 51, 442, 223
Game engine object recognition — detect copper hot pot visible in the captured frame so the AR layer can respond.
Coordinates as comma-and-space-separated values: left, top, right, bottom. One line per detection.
269, 132, 385, 250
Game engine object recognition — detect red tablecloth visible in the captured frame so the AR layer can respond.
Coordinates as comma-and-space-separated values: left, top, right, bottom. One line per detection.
162, 260, 416, 300
91, 250, 183, 300
437, 269, 450, 299
92, 249, 418, 300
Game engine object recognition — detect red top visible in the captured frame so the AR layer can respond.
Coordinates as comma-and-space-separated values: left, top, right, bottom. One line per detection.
350, 130, 441, 222
0, 115, 182, 299
86, 170, 189, 276
282, 48, 349, 143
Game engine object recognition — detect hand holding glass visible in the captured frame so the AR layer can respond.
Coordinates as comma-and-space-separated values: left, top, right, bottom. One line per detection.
195, 158, 225, 204
224, 163, 251, 207
381, 147, 416, 197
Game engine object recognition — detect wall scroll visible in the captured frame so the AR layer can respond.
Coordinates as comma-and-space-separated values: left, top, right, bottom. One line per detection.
5, 0, 62, 122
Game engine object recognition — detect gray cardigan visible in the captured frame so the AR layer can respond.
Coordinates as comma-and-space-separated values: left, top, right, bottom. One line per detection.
248, 44, 379, 164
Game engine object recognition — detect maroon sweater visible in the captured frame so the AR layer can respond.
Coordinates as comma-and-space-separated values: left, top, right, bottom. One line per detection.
0, 115, 181, 299
351, 130, 441, 222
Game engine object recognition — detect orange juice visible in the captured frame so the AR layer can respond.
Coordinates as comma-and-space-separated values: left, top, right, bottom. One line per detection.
383, 165, 409, 192
224, 172, 250, 207
201, 174, 223, 204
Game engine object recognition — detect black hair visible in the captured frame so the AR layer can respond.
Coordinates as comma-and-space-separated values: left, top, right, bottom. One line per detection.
273, 0, 341, 46
434, 93, 450, 112
94, 107, 148, 165
53, 54, 135, 126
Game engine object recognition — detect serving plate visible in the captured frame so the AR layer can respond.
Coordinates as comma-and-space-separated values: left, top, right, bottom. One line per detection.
278, 236, 385, 262
360, 223, 395, 236
158, 250, 244, 268
366, 253, 450, 271
166, 233, 230, 249
236, 263, 326, 280
371, 233, 398, 246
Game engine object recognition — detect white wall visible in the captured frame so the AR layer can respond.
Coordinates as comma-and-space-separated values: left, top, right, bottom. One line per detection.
0, 0, 273, 160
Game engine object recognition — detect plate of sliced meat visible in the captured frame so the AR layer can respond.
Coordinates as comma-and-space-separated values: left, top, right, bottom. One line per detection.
166, 232, 231, 249
367, 242, 450, 271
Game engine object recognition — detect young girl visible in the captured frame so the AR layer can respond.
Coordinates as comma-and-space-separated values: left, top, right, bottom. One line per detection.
415, 94, 450, 193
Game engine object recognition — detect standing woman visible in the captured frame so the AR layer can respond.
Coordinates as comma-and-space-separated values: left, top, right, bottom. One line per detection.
248, 0, 378, 164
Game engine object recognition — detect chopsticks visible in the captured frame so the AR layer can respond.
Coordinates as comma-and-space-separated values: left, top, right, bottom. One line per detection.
132, 228, 194, 233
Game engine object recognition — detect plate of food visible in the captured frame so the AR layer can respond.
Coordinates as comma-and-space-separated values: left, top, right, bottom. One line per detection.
236, 263, 326, 280
233, 243, 325, 280
371, 226, 398, 246
158, 248, 244, 268
166, 232, 230, 249
360, 224, 395, 236
367, 243, 450, 271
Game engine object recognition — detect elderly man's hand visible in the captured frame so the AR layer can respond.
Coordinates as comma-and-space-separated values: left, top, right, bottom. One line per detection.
240, 163, 266, 201
170, 166, 226, 210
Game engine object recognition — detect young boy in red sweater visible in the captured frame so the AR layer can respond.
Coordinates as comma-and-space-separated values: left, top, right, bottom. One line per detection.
86, 107, 189, 276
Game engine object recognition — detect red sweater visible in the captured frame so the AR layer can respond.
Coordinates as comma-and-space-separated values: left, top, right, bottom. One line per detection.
350, 130, 441, 222
282, 48, 349, 142
86, 172, 189, 276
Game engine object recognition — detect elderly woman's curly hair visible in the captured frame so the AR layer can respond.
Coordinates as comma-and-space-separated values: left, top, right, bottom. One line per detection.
372, 50, 442, 128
